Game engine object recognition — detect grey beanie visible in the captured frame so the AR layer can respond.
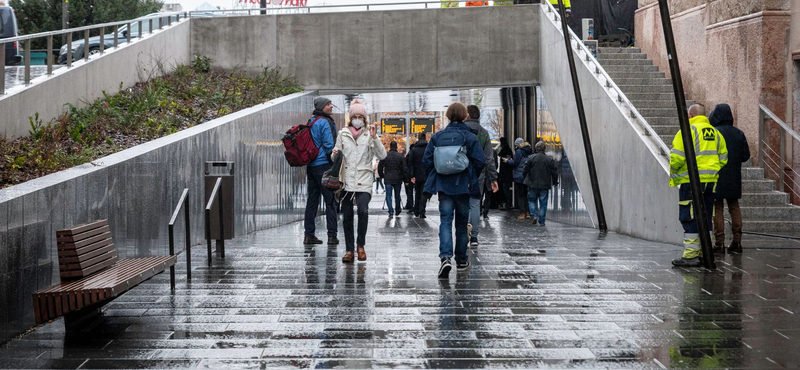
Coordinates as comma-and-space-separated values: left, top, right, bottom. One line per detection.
535, 141, 546, 153
314, 96, 331, 111
514, 138, 524, 147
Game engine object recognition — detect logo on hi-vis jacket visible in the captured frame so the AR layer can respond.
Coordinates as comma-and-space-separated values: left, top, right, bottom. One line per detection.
702, 128, 716, 141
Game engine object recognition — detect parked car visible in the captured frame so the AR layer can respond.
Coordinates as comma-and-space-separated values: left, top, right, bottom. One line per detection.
57, 13, 177, 65
0, 5, 23, 65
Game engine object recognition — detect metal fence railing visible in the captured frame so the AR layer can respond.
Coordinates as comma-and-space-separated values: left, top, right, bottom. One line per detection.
758, 104, 800, 204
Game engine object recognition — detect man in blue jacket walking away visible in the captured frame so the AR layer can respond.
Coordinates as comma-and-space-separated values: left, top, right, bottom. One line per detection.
303, 97, 339, 245
423, 103, 486, 279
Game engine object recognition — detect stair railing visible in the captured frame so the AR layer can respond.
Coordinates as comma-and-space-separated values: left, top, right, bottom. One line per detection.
542, 1, 670, 168
758, 104, 800, 204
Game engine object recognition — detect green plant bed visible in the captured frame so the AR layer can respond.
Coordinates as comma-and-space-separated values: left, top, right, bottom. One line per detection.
0, 56, 303, 188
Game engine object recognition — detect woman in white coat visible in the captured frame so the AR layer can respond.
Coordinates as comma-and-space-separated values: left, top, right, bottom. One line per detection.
332, 100, 386, 263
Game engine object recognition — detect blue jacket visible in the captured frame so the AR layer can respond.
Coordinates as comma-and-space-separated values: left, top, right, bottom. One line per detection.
508, 144, 533, 184
309, 115, 336, 167
422, 122, 486, 197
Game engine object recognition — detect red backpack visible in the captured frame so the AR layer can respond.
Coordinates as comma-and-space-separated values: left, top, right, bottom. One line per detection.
283, 117, 323, 167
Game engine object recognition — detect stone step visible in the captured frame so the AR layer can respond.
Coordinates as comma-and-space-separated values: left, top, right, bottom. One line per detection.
597, 59, 655, 66
659, 135, 673, 145
618, 85, 675, 93
597, 47, 642, 54
742, 219, 800, 233
602, 65, 660, 73
614, 78, 672, 86
742, 179, 776, 192
644, 117, 679, 126
630, 100, 676, 109
743, 167, 765, 180
650, 125, 679, 135
739, 191, 790, 206
627, 93, 675, 101
638, 107, 681, 117
739, 205, 800, 219
596, 53, 647, 60
608, 72, 666, 80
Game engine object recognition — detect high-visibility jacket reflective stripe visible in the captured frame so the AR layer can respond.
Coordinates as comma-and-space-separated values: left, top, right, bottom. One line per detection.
465, 1, 489, 5
548, 0, 571, 7
668, 115, 728, 187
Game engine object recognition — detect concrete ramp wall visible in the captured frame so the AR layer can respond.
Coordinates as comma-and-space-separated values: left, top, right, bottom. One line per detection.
538, 4, 682, 243
190, 6, 540, 91
0, 21, 192, 139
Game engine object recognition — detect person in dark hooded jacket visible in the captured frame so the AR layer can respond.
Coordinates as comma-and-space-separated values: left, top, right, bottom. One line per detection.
709, 104, 750, 254
408, 133, 430, 218
503, 139, 533, 220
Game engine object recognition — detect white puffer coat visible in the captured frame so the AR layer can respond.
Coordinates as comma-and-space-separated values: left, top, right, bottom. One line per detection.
334, 128, 387, 193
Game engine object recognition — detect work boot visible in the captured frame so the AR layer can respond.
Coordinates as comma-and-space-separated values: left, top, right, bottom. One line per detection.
727, 241, 742, 254
525, 212, 531, 220
342, 251, 354, 263
516, 213, 526, 220
303, 236, 323, 245
671, 257, 702, 267
328, 236, 339, 245
357, 245, 367, 261
713, 243, 725, 254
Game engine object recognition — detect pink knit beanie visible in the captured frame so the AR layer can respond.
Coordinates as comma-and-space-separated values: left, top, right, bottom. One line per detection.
349, 99, 367, 118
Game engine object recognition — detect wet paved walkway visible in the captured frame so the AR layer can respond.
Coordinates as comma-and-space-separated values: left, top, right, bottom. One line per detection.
2, 196, 800, 369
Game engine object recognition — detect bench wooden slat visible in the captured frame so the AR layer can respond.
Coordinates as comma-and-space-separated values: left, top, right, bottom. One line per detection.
59, 256, 118, 279
59, 250, 118, 272
57, 231, 112, 251
56, 225, 111, 243
56, 220, 108, 237
58, 244, 116, 264
57, 239, 113, 258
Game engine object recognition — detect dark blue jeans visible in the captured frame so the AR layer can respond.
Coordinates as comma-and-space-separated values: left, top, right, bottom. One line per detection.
527, 188, 549, 225
304, 164, 337, 238
385, 183, 403, 213
438, 193, 470, 264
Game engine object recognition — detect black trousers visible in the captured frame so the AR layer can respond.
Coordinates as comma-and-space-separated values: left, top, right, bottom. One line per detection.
514, 182, 528, 212
342, 191, 371, 252
304, 164, 337, 237
414, 181, 427, 216
405, 183, 414, 210
482, 185, 492, 217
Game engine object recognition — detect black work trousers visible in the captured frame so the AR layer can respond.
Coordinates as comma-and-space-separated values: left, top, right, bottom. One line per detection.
342, 191, 371, 252
414, 181, 427, 217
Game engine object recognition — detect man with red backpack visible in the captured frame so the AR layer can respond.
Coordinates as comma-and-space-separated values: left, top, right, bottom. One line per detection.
303, 97, 339, 245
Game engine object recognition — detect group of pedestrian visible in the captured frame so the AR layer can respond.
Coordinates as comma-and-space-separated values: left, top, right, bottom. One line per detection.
670, 103, 750, 267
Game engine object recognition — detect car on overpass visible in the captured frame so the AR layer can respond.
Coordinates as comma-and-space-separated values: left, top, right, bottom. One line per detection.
57, 13, 178, 65
0, 5, 23, 66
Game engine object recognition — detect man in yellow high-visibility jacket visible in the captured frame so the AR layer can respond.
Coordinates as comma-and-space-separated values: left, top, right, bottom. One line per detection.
670, 104, 728, 267
548, 0, 571, 16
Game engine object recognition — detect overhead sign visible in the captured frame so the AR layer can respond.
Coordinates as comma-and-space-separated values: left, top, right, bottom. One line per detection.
411, 118, 435, 134
381, 118, 405, 135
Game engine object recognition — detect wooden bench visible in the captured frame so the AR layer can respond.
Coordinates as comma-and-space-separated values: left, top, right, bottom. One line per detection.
32, 220, 177, 325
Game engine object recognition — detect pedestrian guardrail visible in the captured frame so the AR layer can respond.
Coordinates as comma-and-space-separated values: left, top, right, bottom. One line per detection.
205, 177, 226, 265
0, 11, 187, 95
168, 188, 194, 288
190, 1, 488, 16
758, 104, 800, 204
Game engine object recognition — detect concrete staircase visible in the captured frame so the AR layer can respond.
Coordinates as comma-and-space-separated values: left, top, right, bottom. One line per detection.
596, 46, 800, 237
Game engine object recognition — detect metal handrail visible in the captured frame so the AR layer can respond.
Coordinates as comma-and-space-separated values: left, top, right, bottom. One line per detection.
168, 188, 192, 289
543, 1, 671, 170
205, 177, 225, 266
190, 1, 486, 15
0, 11, 187, 95
758, 104, 799, 198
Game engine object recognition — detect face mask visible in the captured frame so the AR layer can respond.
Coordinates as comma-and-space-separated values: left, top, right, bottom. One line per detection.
351, 119, 364, 128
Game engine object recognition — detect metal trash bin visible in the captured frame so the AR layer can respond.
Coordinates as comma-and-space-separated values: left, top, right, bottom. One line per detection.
205, 161, 234, 240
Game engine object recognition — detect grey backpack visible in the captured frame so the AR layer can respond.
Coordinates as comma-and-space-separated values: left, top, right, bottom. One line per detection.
434, 131, 469, 175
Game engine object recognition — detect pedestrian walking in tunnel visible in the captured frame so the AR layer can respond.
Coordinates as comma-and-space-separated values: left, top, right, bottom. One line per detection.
709, 103, 750, 254
670, 104, 728, 267
504, 138, 533, 220
423, 102, 486, 278
303, 97, 339, 246
404, 150, 415, 211
465, 105, 499, 246
378, 141, 408, 217
523, 141, 558, 226
373, 159, 385, 194
332, 100, 386, 263
408, 133, 431, 218
498, 137, 515, 209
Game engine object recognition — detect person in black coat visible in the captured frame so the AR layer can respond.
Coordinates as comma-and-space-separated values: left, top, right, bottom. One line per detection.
709, 104, 750, 253
497, 137, 514, 209
378, 141, 408, 217
407, 133, 430, 218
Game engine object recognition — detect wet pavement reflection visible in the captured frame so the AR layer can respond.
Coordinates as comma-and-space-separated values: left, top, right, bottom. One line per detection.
1, 196, 799, 369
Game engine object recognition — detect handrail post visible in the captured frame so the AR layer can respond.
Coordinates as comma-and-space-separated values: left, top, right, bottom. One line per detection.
185, 196, 192, 281
113, 25, 119, 48
0, 43, 5, 94
779, 130, 786, 192
168, 222, 176, 291
557, 0, 608, 232
24, 39, 31, 85
99, 27, 104, 55
657, 0, 715, 269
217, 177, 226, 259
205, 205, 213, 267
46, 35, 53, 75
759, 108, 765, 169
84, 29, 90, 61
66, 33, 72, 68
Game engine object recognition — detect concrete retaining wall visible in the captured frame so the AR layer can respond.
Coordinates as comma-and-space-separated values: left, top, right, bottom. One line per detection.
538, 5, 683, 243
0, 91, 316, 344
0, 20, 193, 139
190, 6, 540, 91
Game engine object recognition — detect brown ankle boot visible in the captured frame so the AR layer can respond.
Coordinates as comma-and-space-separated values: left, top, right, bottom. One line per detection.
342, 251, 354, 263
356, 246, 367, 261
